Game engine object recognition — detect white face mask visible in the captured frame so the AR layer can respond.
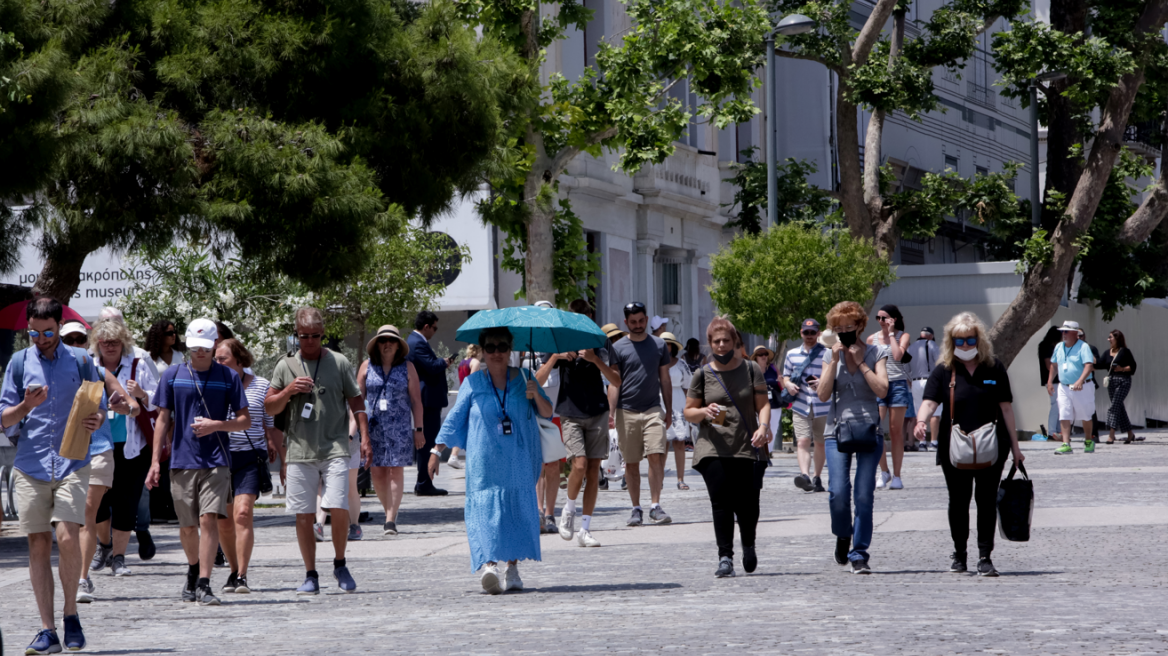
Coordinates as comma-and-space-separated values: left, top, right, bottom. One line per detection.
954, 347, 978, 361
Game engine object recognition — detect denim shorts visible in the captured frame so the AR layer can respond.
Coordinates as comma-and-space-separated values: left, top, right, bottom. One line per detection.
878, 379, 913, 409
230, 448, 268, 497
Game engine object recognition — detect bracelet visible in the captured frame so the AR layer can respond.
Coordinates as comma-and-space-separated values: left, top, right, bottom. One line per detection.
430, 448, 442, 456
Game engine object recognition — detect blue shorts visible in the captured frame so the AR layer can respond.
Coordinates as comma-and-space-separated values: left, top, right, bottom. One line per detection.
230, 448, 268, 497
878, 379, 913, 412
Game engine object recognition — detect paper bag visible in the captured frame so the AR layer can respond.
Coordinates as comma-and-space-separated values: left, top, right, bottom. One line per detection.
60, 380, 104, 460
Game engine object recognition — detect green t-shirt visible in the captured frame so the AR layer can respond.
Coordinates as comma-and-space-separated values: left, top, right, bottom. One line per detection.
271, 349, 361, 463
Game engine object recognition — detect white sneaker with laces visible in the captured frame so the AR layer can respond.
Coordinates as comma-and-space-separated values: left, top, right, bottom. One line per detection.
480, 564, 504, 595
575, 529, 601, 547
503, 563, 523, 592
876, 471, 891, 489
557, 507, 575, 540
888, 476, 904, 490
448, 457, 464, 470
76, 578, 95, 603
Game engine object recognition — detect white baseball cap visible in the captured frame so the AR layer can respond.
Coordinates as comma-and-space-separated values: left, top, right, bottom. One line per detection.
185, 318, 219, 350
650, 315, 670, 331
60, 321, 88, 337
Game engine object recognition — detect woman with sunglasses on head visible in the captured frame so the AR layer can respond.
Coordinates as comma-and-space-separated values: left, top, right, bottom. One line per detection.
868, 304, 915, 490
817, 301, 888, 574
915, 312, 1023, 577
145, 320, 186, 372
429, 327, 553, 594
358, 326, 425, 536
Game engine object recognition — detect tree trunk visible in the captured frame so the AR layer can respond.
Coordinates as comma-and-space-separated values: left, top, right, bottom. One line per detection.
524, 167, 556, 305
836, 88, 873, 241
31, 238, 92, 305
1118, 137, 1168, 245
1041, 0, 1088, 229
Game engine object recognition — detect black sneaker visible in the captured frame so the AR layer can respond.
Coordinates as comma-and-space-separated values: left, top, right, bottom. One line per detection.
793, 474, 814, 491
222, 572, 239, 593
977, 557, 999, 577
196, 584, 221, 606
182, 579, 197, 603
136, 530, 156, 561
234, 576, 250, 594
620, 476, 627, 491
834, 537, 850, 565
715, 557, 735, 578
215, 546, 226, 568
812, 476, 825, 493
383, 521, 398, 536
949, 553, 967, 573
850, 559, 871, 574
742, 546, 757, 574
597, 476, 609, 491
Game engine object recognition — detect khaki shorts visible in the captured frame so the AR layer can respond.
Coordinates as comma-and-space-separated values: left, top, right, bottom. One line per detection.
561, 414, 609, 460
793, 412, 827, 444
14, 465, 90, 534
286, 458, 350, 515
89, 449, 115, 488
170, 467, 230, 528
615, 408, 667, 464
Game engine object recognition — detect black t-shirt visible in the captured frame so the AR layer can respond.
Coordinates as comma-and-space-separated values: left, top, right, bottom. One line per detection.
923, 359, 1013, 467
1038, 341, 1056, 386
1097, 347, 1137, 377
555, 347, 610, 418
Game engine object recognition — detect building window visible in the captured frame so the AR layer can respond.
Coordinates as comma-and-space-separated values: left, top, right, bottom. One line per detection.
976, 165, 988, 177
899, 238, 926, 265
661, 262, 680, 305
944, 154, 959, 172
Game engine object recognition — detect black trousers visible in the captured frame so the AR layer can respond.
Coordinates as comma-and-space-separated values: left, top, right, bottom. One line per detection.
96, 442, 152, 533
415, 406, 442, 489
941, 454, 1007, 559
695, 457, 760, 559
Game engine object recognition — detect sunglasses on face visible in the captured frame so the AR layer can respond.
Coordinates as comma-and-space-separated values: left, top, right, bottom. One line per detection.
164, 330, 177, 337
801, 330, 818, 336
28, 330, 56, 339
298, 333, 323, 341
62, 335, 87, 346
482, 342, 511, 354
98, 340, 121, 349
376, 337, 398, 345
953, 336, 978, 347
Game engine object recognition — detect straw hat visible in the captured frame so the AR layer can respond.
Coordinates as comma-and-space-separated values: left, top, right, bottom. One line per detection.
601, 323, 625, 340
661, 332, 682, 352
751, 344, 774, 361
366, 325, 409, 363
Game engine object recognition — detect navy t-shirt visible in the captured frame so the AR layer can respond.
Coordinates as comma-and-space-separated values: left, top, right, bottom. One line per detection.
157, 363, 247, 470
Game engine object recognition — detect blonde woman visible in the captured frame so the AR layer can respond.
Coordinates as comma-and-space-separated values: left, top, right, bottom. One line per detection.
915, 312, 1023, 577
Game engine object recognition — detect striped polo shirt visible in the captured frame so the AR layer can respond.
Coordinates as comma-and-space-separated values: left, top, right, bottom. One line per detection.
783, 344, 831, 418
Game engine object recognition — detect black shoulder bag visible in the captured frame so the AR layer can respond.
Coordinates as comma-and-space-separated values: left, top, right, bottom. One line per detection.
829, 353, 880, 454
778, 344, 823, 406
705, 364, 770, 490
238, 376, 273, 495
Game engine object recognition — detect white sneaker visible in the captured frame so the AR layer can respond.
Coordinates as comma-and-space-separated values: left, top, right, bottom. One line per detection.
876, 471, 891, 489
313, 523, 326, 542
557, 507, 576, 540
503, 563, 523, 592
448, 457, 464, 470
888, 476, 904, 490
575, 529, 601, 547
480, 564, 504, 595
77, 578, 95, 603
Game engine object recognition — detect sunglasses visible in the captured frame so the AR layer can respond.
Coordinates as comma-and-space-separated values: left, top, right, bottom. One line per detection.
953, 336, 978, 347
298, 333, 323, 341
62, 335, 87, 346
624, 302, 646, 313
376, 336, 399, 345
801, 330, 818, 336
98, 340, 121, 349
27, 330, 56, 339
482, 342, 512, 354
164, 330, 177, 337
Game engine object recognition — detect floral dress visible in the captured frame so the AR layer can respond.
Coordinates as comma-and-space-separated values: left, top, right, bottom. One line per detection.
366, 362, 414, 468
437, 368, 548, 572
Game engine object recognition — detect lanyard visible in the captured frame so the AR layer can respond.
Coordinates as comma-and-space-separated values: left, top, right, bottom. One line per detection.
490, 369, 510, 420
300, 353, 323, 386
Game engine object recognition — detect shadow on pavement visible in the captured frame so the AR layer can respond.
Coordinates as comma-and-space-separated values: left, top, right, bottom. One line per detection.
532, 582, 682, 593
396, 507, 466, 525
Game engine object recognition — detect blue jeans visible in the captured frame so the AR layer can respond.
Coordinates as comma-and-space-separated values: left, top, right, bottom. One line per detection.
825, 434, 884, 563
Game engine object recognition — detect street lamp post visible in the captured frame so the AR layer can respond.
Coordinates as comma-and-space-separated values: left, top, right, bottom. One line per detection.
1029, 71, 1067, 227
765, 14, 817, 229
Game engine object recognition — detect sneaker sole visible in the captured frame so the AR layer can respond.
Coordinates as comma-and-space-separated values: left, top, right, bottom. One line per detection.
198, 599, 221, 606
76, 593, 94, 604
852, 568, 871, 575
978, 571, 999, 577
651, 515, 672, 524
296, 590, 320, 596
383, 531, 398, 536
235, 587, 251, 594
114, 571, 130, 577
481, 571, 504, 595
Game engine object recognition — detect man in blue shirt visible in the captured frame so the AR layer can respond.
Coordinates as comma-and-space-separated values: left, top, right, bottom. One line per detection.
146, 318, 249, 606
0, 297, 106, 654
1047, 320, 1096, 455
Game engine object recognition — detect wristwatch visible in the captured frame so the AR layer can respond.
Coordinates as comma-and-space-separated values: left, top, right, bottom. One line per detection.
415, 427, 424, 432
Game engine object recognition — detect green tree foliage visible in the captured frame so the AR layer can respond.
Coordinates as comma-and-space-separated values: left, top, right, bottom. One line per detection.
5, 0, 518, 301
709, 223, 895, 340
464, 0, 770, 304
721, 150, 836, 234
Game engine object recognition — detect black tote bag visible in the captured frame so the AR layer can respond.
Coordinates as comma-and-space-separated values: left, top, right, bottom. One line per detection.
997, 462, 1033, 542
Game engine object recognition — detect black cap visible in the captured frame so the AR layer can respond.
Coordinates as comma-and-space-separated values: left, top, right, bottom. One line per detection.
921, 326, 934, 335
801, 318, 820, 331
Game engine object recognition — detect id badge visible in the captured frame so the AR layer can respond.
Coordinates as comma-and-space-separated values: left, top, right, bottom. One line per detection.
501, 417, 513, 435
301, 402, 314, 420
379, 399, 388, 412
108, 410, 115, 421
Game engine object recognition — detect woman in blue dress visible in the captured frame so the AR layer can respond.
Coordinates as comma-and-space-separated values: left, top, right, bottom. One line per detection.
358, 325, 425, 537
430, 327, 553, 594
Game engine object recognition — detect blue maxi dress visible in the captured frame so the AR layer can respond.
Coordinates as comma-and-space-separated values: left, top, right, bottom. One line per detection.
437, 368, 548, 572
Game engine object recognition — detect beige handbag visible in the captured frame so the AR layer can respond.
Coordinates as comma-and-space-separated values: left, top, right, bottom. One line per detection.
948, 369, 998, 470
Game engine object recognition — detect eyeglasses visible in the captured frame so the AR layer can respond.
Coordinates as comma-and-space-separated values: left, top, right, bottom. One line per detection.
27, 330, 55, 339
298, 333, 323, 341
953, 336, 978, 347
98, 340, 121, 349
482, 342, 512, 354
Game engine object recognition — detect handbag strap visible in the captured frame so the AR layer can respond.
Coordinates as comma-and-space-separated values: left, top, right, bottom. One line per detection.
949, 368, 956, 422
789, 344, 822, 384
1107, 347, 1124, 376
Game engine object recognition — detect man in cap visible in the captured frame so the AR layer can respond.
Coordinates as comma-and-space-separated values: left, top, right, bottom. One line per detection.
907, 327, 941, 449
782, 318, 828, 492
1047, 320, 1095, 454
146, 318, 250, 606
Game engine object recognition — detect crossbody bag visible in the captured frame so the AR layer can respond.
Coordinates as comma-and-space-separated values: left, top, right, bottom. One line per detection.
704, 364, 769, 489
235, 376, 273, 495
1102, 347, 1125, 389
947, 368, 998, 470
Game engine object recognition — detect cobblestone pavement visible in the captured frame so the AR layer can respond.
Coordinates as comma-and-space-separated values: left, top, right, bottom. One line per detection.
3, 432, 1168, 654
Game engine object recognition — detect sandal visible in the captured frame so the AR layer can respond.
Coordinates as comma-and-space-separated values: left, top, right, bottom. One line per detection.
677, 481, 690, 491
1106, 439, 1116, 445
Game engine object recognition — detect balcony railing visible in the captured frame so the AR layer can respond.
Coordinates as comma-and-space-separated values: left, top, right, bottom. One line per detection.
967, 82, 994, 107
1124, 121, 1164, 150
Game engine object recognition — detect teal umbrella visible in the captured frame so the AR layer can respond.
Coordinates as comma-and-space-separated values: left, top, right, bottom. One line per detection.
455, 306, 608, 353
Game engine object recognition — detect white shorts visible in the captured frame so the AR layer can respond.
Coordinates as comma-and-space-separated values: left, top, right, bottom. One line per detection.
911, 379, 942, 418
1057, 384, 1096, 423
286, 458, 350, 514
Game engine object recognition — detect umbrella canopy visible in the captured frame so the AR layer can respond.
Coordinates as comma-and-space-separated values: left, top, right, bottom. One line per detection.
0, 301, 91, 331
456, 306, 608, 354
